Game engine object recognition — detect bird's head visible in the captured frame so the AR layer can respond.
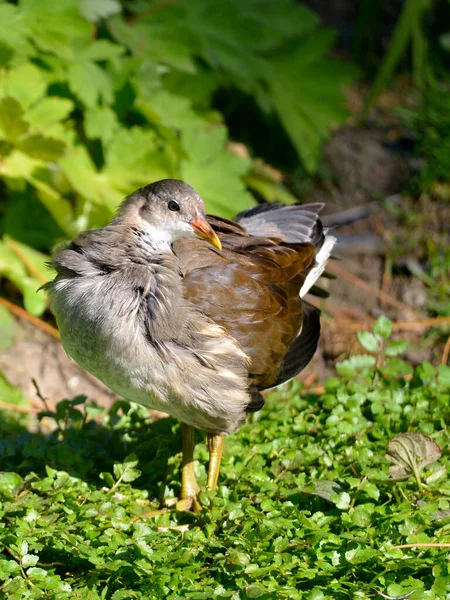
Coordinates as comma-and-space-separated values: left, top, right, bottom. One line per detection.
115, 179, 222, 250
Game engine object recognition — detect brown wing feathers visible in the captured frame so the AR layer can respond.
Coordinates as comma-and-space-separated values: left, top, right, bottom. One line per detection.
174, 202, 327, 394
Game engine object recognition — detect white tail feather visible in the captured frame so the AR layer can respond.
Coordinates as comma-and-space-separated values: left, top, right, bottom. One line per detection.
300, 235, 337, 298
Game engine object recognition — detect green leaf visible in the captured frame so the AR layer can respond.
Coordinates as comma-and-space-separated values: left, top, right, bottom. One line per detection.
20, 0, 92, 59
22, 554, 39, 568
181, 124, 255, 217
1, 62, 48, 109
77, 39, 124, 62
78, 0, 121, 23
373, 315, 393, 339
26, 97, 74, 128
108, 12, 198, 74
16, 134, 66, 161
103, 127, 174, 198
386, 432, 442, 481
0, 238, 47, 316
0, 97, 29, 141
264, 29, 354, 172
0, 472, 22, 495
357, 331, 380, 353
67, 61, 114, 108
385, 340, 409, 356
380, 358, 413, 378
84, 105, 119, 145
113, 454, 141, 485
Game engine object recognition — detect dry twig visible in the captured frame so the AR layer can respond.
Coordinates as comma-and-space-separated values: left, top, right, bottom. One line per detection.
0, 297, 60, 340
327, 262, 417, 315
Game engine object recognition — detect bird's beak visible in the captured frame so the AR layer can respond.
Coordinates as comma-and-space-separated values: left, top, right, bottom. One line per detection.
190, 216, 222, 250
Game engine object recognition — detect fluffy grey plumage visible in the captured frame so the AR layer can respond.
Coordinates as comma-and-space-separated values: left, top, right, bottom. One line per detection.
45, 179, 335, 435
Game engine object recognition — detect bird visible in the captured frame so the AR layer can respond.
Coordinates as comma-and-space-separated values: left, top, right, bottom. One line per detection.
45, 179, 336, 511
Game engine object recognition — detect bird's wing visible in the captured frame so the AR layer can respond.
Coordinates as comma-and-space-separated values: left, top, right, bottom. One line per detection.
234, 203, 326, 246
173, 214, 319, 390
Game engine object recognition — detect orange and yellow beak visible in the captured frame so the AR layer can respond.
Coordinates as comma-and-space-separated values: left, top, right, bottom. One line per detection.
190, 216, 222, 250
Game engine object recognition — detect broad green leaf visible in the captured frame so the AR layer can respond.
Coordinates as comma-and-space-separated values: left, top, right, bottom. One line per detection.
385, 340, 409, 356
0, 238, 47, 316
0, 149, 42, 179
26, 97, 74, 128
0, 472, 22, 494
108, 12, 198, 74
78, 0, 121, 23
16, 134, 66, 161
264, 30, 354, 172
103, 127, 174, 197
0, 4, 33, 57
67, 61, 114, 108
139, 90, 208, 131
386, 432, 442, 481
60, 144, 120, 212
77, 39, 124, 62
28, 174, 75, 235
113, 454, 141, 484
84, 105, 119, 145
181, 125, 254, 217
0, 41, 14, 67
0, 97, 28, 141
20, 0, 92, 59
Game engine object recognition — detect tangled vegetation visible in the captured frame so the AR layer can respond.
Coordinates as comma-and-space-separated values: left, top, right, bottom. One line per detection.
0, 319, 449, 598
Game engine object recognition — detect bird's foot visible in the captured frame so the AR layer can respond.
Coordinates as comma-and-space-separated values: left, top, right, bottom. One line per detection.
164, 484, 202, 513
175, 493, 202, 513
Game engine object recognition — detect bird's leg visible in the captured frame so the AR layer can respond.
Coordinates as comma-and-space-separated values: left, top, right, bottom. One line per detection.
206, 433, 225, 490
176, 423, 201, 512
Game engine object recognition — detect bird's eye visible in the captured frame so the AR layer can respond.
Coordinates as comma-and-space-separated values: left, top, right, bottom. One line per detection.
168, 200, 180, 212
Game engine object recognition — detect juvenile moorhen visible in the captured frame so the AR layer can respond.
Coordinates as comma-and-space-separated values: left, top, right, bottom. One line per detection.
45, 179, 336, 511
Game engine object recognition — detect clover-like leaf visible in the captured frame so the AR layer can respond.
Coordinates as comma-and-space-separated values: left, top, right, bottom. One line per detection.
357, 331, 380, 353
386, 432, 442, 481
113, 454, 141, 485
373, 315, 393, 339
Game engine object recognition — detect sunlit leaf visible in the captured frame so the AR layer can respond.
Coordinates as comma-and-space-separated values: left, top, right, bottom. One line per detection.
78, 0, 121, 23
181, 124, 254, 217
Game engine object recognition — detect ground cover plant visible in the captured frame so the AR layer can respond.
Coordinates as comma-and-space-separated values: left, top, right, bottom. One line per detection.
0, 318, 449, 599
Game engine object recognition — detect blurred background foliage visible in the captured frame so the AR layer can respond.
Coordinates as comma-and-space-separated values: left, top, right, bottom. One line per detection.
0, 0, 449, 321
0, 0, 356, 316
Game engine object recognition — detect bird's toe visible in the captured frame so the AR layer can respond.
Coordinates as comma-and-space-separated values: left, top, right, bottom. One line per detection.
175, 494, 202, 513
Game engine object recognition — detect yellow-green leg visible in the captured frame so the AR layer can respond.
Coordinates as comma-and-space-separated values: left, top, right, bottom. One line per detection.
176, 423, 201, 512
207, 433, 225, 490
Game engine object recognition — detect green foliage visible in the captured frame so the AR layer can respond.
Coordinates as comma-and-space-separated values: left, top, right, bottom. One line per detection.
0, 329, 449, 598
0, 0, 352, 315
399, 79, 450, 192
360, 0, 431, 120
